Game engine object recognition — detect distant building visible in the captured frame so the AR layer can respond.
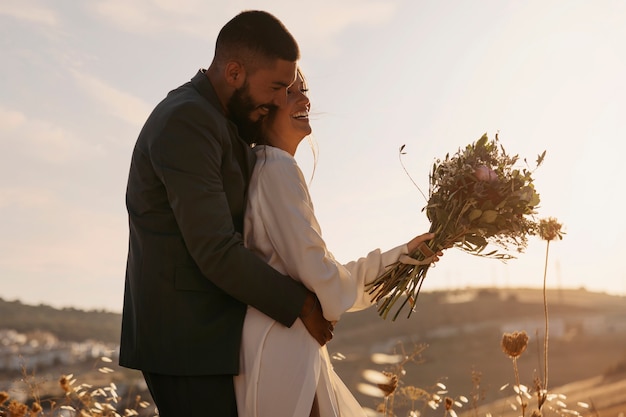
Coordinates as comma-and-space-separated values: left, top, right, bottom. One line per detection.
0, 329, 117, 373
501, 312, 626, 340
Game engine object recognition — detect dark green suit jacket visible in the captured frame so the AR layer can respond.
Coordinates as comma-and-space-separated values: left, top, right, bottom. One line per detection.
119, 71, 308, 375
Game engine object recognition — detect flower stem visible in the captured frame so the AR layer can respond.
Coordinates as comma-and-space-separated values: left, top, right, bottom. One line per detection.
512, 357, 526, 417
542, 240, 550, 393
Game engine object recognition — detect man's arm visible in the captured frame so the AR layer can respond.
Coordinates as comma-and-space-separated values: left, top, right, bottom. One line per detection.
150, 103, 332, 344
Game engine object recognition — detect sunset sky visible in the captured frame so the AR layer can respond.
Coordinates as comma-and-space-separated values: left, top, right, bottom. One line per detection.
1, 0, 625, 312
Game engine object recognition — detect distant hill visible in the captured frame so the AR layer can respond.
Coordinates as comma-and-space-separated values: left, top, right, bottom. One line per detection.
0, 298, 121, 343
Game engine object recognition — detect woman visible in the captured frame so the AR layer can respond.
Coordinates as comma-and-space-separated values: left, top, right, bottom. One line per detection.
234, 70, 439, 417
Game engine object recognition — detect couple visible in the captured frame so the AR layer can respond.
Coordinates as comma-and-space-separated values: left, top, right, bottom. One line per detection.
119, 10, 439, 417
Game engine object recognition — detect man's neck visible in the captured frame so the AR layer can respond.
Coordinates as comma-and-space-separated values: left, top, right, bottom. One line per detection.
205, 66, 231, 116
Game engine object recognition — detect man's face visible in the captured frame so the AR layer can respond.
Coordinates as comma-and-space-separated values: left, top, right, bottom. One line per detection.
227, 80, 261, 141
227, 59, 297, 140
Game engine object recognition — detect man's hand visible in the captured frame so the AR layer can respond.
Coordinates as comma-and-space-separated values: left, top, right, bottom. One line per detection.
299, 292, 334, 346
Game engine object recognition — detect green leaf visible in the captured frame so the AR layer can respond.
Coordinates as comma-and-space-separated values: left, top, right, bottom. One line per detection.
476, 133, 489, 149
468, 209, 482, 222
480, 210, 498, 223
466, 234, 487, 247
529, 189, 540, 206
536, 150, 546, 167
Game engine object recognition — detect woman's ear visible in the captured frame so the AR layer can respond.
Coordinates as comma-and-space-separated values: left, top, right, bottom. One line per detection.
224, 61, 246, 88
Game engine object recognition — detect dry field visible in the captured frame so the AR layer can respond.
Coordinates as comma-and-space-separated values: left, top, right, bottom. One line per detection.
329, 288, 626, 416
2, 287, 624, 416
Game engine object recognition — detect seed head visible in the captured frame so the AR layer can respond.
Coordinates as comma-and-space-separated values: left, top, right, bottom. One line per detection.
401, 386, 429, 401
30, 401, 43, 415
501, 331, 529, 358
538, 217, 564, 241
0, 391, 9, 405
59, 375, 72, 393
377, 372, 398, 397
7, 400, 29, 417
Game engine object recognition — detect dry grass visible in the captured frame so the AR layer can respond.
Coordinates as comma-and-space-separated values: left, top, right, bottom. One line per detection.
3, 292, 625, 417
347, 336, 626, 417
0, 357, 155, 417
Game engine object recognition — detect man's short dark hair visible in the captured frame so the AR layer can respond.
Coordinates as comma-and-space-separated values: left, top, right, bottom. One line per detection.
214, 10, 300, 72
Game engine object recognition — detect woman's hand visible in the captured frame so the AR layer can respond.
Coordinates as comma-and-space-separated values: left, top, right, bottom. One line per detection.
407, 232, 444, 262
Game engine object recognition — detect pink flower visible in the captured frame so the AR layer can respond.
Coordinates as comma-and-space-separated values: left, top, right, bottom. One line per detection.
474, 165, 498, 182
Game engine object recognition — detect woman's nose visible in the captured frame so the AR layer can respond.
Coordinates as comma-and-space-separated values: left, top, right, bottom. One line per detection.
297, 91, 309, 104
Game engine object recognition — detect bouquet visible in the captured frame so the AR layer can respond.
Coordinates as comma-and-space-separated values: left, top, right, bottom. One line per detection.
367, 133, 545, 320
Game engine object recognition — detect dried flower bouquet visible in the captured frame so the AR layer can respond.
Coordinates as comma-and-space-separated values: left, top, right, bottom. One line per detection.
367, 133, 545, 320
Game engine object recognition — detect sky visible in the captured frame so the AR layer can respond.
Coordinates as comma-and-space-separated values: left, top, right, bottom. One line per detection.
1, 0, 625, 313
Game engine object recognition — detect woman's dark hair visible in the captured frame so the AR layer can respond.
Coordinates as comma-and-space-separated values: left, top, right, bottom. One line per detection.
214, 10, 300, 72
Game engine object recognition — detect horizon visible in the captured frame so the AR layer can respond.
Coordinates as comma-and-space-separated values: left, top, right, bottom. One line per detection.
1, 285, 622, 314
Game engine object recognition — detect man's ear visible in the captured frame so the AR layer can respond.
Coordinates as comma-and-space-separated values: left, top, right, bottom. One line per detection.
224, 61, 246, 88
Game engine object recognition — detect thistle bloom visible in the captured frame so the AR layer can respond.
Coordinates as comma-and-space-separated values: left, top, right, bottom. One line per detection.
59, 375, 72, 393
377, 372, 399, 397
30, 402, 43, 415
538, 217, 564, 241
7, 400, 29, 417
501, 331, 529, 358
401, 386, 429, 401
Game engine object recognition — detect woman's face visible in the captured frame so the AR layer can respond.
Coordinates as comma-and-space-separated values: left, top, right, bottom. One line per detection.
262, 71, 311, 149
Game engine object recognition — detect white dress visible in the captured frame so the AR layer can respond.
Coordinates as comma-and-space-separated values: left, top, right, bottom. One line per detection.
234, 145, 407, 417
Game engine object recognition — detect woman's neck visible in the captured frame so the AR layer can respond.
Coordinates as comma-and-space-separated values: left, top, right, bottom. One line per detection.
264, 132, 301, 156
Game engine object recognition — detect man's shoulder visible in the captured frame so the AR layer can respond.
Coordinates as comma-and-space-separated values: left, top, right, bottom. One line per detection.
152, 81, 226, 129
164, 82, 218, 113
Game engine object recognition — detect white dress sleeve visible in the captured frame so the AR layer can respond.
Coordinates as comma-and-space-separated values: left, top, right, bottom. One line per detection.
249, 148, 407, 321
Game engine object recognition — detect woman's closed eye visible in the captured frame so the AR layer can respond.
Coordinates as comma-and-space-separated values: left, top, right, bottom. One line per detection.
288, 87, 308, 95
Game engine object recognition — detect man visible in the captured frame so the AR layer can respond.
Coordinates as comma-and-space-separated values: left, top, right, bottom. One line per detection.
119, 11, 332, 416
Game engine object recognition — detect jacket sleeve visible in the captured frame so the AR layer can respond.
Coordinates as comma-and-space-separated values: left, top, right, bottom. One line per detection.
151, 104, 307, 327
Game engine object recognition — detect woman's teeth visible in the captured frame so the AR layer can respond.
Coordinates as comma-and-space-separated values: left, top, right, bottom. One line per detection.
292, 111, 308, 119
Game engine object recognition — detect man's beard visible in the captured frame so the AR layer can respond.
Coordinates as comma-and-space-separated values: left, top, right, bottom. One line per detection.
227, 82, 268, 144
